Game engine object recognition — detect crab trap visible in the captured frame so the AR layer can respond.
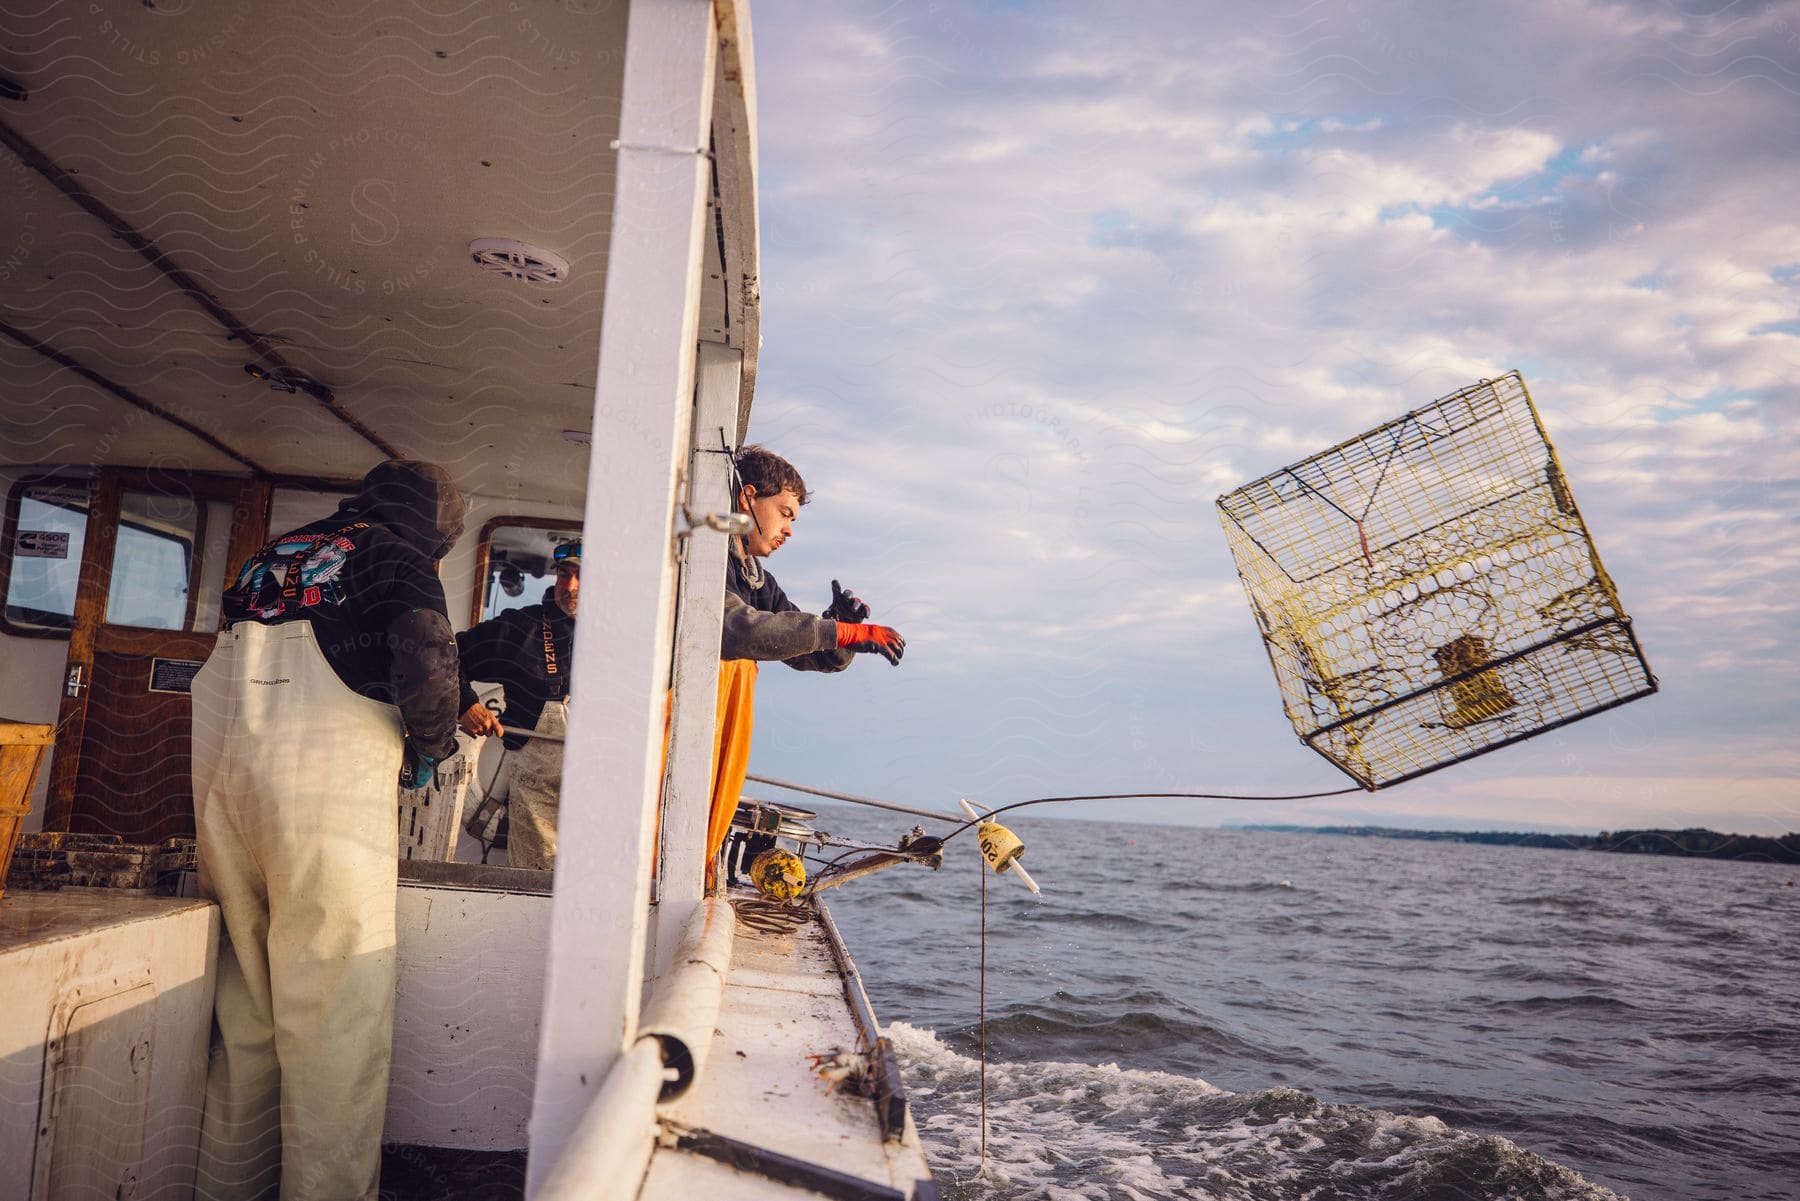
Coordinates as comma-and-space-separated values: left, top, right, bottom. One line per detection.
1216, 371, 1656, 789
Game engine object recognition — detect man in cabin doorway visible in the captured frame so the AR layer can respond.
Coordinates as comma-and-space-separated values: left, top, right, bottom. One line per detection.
705, 445, 906, 882
454, 539, 579, 869
190, 459, 463, 1201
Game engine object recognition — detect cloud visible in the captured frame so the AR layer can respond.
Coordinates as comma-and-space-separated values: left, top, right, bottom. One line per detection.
746, 0, 1800, 830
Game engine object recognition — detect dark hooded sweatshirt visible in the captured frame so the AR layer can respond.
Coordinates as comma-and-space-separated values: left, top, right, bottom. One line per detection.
456, 590, 574, 750
219, 459, 464, 759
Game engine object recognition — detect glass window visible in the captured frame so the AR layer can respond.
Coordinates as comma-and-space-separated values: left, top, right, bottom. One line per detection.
104, 491, 236, 632
3, 480, 89, 634
106, 493, 195, 629
4, 479, 242, 637
479, 523, 580, 622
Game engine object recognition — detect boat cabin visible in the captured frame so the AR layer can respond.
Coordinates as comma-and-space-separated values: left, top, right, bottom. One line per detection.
0, 3, 936, 1197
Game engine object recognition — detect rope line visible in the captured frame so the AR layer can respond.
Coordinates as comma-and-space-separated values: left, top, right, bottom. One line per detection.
1281, 419, 1412, 569
938, 786, 1366, 844
464, 742, 510, 864
1282, 468, 1358, 525
978, 841, 988, 1171
1352, 421, 1412, 567
748, 774, 1368, 843
735, 775, 1361, 1173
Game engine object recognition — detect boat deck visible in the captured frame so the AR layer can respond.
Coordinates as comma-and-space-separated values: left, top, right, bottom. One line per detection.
0, 884, 935, 1200
640, 897, 938, 1200
377, 1147, 526, 1201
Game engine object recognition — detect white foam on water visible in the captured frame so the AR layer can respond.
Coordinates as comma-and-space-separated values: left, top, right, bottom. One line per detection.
887, 1022, 1629, 1201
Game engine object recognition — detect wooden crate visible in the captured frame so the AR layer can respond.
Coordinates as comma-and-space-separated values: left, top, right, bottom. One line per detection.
0, 720, 55, 902
6, 832, 193, 894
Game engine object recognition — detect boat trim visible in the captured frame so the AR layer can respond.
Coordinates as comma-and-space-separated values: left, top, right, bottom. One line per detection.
654, 341, 743, 972
527, 0, 734, 1185
662, 1121, 944, 1201
816, 902, 910, 1143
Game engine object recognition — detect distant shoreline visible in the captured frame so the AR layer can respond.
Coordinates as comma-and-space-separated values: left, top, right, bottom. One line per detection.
1230, 824, 1800, 865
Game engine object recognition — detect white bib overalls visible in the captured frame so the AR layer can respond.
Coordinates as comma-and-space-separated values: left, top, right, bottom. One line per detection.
190, 621, 404, 1201
504, 697, 567, 871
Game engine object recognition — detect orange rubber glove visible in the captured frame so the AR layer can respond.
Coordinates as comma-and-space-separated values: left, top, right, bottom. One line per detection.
834, 621, 905, 665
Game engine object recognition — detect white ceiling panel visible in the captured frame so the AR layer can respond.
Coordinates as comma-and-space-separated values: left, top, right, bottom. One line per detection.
0, 0, 631, 504
0, 337, 244, 474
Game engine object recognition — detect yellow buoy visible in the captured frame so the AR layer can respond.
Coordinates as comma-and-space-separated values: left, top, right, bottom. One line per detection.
959, 799, 1040, 894
976, 820, 1024, 873
748, 847, 806, 901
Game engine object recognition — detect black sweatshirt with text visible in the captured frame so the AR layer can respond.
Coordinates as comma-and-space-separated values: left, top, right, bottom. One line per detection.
456, 599, 575, 750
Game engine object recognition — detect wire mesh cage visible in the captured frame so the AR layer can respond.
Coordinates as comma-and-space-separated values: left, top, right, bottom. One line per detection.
1216, 372, 1656, 789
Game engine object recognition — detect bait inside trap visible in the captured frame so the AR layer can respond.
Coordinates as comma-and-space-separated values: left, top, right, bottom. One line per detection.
1216, 371, 1657, 789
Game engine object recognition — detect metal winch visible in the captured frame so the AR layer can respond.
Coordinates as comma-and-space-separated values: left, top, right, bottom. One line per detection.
724, 798, 945, 901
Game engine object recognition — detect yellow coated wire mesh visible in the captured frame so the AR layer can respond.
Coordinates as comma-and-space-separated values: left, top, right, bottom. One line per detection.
1215, 371, 1657, 789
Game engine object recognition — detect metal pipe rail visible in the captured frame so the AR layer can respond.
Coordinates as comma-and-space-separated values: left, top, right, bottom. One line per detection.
533, 895, 736, 1201
531, 1039, 667, 1201
637, 893, 735, 1098
744, 772, 964, 825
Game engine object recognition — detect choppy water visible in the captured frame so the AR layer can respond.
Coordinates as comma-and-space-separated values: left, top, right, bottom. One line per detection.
815, 814, 1800, 1201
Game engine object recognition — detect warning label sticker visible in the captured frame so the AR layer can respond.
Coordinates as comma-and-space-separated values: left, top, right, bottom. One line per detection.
16, 530, 70, 558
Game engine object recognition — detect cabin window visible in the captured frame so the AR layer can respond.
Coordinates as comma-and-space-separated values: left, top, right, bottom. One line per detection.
105, 491, 237, 633
1, 479, 242, 638
472, 518, 581, 624
2, 478, 89, 636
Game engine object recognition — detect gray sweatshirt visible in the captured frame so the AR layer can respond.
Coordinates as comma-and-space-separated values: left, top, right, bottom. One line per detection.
721, 539, 854, 672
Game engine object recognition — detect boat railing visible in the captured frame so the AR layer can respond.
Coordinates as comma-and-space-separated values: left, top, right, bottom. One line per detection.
533, 895, 734, 1201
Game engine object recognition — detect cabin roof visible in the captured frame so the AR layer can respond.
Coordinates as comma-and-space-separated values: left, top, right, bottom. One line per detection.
1, 4, 758, 505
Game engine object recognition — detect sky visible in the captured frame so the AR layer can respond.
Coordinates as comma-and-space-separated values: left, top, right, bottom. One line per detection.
734, 0, 1800, 838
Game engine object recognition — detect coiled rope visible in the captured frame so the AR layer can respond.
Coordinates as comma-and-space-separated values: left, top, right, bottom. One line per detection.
733, 896, 810, 935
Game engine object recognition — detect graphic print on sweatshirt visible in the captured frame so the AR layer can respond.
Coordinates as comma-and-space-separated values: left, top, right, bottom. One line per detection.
223, 524, 367, 625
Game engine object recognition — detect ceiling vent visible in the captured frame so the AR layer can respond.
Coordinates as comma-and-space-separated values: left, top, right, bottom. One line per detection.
469, 238, 570, 284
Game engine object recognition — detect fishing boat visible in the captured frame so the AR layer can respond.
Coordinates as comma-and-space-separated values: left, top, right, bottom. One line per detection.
0, 2, 942, 1196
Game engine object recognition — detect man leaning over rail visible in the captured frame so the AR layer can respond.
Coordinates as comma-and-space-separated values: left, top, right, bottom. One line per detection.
190, 459, 463, 1201
703, 445, 905, 885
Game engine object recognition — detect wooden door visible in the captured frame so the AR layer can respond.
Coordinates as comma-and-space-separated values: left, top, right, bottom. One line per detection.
43, 469, 271, 842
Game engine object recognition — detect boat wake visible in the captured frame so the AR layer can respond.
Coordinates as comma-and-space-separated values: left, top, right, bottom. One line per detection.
887, 1023, 1627, 1201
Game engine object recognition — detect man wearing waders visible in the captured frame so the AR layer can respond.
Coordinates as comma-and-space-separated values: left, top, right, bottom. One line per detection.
705, 446, 905, 883
190, 459, 463, 1201
454, 540, 579, 869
